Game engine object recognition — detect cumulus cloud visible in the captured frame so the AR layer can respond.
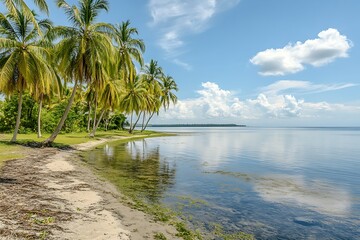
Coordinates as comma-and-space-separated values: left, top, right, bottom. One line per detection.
155, 81, 359, 123
148, 0, 240, 68
160, 82, 237, 120
250, 28, 352, 76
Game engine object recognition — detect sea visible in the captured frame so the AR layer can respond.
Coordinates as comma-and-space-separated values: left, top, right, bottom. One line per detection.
83, 127, 360, 239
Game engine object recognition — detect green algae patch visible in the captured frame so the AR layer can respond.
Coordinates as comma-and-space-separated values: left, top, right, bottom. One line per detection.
212, 223, 255, 240
174, 222, 203, 240
204, 170, 254, 182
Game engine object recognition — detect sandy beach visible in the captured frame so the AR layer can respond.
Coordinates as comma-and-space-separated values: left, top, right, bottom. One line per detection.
0, 137, 180, 239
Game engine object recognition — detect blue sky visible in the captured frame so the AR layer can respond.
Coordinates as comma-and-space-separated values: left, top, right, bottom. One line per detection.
21, 0, 360, 126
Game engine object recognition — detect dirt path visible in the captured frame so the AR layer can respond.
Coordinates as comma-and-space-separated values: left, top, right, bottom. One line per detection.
0, 138, 179, 240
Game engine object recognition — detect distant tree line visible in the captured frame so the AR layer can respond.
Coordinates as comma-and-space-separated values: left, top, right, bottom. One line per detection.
0, 0, 178, 144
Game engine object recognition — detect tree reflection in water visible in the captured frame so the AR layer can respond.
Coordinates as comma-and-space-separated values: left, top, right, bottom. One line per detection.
85, 139, 176, 203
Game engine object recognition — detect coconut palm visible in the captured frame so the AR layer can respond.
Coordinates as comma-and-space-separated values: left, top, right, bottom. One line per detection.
119, 74, 147, 133
29, 28, 61, 138
88, 59, 108, 137
160, 75, 178, 110
89, 77, 121, 136
84, 87, 95, 132
141, 74, 178, 131
113, 20, 145, 78
140, 59, 164, 131
3, 0, 49, 15
89, 59, 121, 137
142, 59, 163, 94
3, 0, 49, 36
43, 0, 113, 145
139, 87, 158, 131
31, 74, 61, 138
0, 8, 55, 142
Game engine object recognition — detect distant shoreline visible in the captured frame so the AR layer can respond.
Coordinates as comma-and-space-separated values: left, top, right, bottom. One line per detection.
149, 124, 246, 127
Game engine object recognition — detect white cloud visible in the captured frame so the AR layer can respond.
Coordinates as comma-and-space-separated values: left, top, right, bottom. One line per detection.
158, 31, 184, 54
250, 28, 352, 76
261, 80, 356, 95
173, 59, 192, 71
246, 93, 304, 118
155, 81, 360, 124
148, 0, 240, 68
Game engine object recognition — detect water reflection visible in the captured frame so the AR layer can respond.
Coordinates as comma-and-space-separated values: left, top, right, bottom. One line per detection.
254, 174, 352, 217
85, 139, 176, 203
84, 128, 360, 239
209, 170, 353, 217
167, 129, 359, 172
161, 130, 309, 170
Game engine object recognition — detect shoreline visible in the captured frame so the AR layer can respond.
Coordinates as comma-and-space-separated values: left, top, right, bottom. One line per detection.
0, 134, 180, 240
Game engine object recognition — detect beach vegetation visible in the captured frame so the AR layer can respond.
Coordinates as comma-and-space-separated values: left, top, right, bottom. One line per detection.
154, 232, 167, 240
0, 5, 55, 142
0, 0, 178, 144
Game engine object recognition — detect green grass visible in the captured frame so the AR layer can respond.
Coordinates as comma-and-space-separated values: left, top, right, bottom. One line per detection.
0, 143, 25, 167
0, 130, 167, 168
0, 130, 165, 145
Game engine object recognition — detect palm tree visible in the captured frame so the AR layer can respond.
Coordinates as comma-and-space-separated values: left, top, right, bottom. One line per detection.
142, 59, 163, 94
89, 59, 121, 137
140, 60, 164, 131
89, 77, 121, 136
119, 74, 147, 133
43, 0, 113, 145
113, 20, 145, 78
139, 85, 157, 131
84, 87, 95, 132
88, 59, 108, 137
141, 75, 178, 131
0, 8, 55, 142
3, 0, 49, 15
3, 0, 49, 36
160, 75, 178, 110
31, 75, 61, 138
29, 26, 61, 138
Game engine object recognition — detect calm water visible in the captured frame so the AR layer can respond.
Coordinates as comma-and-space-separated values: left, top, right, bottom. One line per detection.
84, 128, 360, 239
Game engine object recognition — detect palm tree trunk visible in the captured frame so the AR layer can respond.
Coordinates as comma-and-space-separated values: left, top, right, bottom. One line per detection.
87, 102, 91, 132
11, 90, 23, 142
142, 111, 156, 132
130, 112, 142, 133
129, 113, 133, 133
92, 91, 98, 131
105, 116, 109, 131
43, 79, 78, 145
141, 111, 146, 131
89, 109, 105, 137
37, 94, 43, 138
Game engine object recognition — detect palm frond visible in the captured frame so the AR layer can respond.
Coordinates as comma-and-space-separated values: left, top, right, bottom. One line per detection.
0, 37, 20, 48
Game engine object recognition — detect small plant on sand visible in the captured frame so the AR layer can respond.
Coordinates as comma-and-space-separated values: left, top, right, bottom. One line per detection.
27, 213, 55, 225
39, 230, 49, 240
154, 232, 167, 240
